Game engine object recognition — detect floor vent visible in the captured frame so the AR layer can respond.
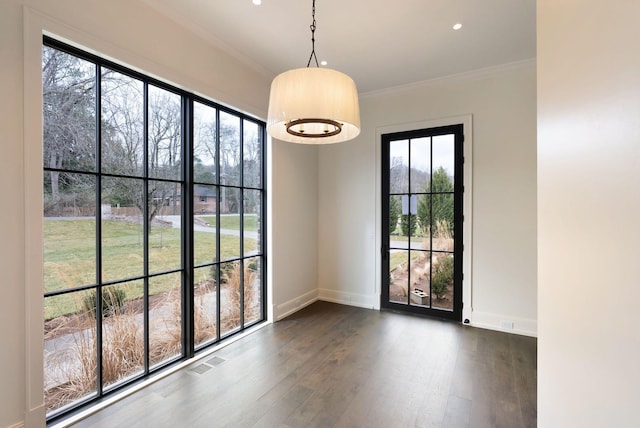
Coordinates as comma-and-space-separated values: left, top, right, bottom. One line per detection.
191, 364, 212, 374
190, 356, 227, 375
207, 356, 226, 366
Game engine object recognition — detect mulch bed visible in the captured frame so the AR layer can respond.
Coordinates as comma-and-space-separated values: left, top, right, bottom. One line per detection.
389, 255, 454, 310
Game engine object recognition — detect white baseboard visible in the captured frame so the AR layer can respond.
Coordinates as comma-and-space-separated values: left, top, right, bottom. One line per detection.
470, 310, 537, 337
275, 289, 537, 338
318, 288, 377, 309
274, 289, 319, 321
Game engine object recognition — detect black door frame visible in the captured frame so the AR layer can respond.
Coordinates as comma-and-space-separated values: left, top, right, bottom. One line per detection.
381, 124, 464, 321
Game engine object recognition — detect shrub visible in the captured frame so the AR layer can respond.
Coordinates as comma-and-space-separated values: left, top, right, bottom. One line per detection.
207, 261, 237, 285
431, 256, 454, 299
217, 262, 236, 284
389, 196, 401, 234
400, 214, 417, 237
417, 167, 454, 233
82, 287, 126, 318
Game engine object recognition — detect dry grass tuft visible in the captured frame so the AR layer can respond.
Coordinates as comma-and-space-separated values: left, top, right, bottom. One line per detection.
194, 281, 217, 345
221, 261, 261, 332
45, 261, 263, 413
149, 292, 182, 366
101, 309, 144, 385
44, 303, 144, 411
422, 219, 454, 251
244, 264, 261, 324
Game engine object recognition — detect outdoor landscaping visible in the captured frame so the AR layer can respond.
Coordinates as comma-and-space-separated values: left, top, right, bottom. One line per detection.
43, 215, 261, 412
41, 43, 266, 417
388, 219, 455, 310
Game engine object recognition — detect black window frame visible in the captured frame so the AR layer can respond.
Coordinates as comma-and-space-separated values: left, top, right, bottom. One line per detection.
380, 124, 464, 321
42, 36, 267, 423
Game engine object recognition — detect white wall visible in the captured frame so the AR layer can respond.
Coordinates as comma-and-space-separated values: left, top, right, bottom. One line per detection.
0, 0, 320, 426
537, 1, 640, 426
318, 62, 538, 335
0, 1, 27, 425
271, 142, 319, 319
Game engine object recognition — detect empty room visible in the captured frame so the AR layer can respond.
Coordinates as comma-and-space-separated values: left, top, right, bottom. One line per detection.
1, 0, 639, 427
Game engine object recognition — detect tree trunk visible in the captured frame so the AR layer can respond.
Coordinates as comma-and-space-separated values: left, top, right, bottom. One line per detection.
49, 152, 61, 215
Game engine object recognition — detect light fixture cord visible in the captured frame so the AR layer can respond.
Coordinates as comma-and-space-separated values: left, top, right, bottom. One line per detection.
306, 0, 319, 67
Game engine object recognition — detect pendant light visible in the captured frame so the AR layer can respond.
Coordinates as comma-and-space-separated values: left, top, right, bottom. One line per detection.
267, 0, 360, 144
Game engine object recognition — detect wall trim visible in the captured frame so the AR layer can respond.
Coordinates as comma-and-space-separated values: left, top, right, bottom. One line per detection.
361, 58, 536, 99
24, 404, 45, 428
23, 7, 46, 427
318, 289, 377, 309
280, 290, 538, 338
471, 310, 537, 337
274, 289, 319, 321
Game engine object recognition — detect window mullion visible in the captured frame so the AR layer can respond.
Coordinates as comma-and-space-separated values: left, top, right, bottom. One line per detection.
183, 96, 195, 359
95, 62, 104, 397
215, 109, 221, 342
429, 137, 434, 308
239, 119, 245, 329
142, 82, 150, 374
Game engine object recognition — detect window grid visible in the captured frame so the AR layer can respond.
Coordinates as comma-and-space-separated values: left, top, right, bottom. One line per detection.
43, 36, 266, 422
381, 125, 463, 320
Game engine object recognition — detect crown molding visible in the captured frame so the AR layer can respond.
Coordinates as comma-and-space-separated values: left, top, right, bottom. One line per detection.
361, 58, 536, 99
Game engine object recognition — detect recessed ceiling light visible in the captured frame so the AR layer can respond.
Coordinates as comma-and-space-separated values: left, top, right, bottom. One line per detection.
453, 23, 462, 30
252, 0, 262, 5
320, 60, 328, 66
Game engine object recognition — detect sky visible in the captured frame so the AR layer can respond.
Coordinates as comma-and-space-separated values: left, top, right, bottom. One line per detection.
389, 134, 455, 176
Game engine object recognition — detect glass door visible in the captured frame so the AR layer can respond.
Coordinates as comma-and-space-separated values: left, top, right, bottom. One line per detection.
381, 125, 463, 320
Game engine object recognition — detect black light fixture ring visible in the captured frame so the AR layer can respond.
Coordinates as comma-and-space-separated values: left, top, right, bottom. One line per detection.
286, 118, 342, 138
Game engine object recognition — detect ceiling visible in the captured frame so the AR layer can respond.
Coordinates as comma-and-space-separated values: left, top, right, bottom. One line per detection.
141, 0, 536, 94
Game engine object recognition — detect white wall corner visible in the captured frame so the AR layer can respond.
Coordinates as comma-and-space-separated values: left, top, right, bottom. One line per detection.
23, 7, 46, 428
24, 404, 45, 428
318, 288, 377, 310
274, 289, 319, 321
470, 310, 537, 337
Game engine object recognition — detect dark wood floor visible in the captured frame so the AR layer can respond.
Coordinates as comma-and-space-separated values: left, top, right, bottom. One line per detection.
71, 301, 537, 428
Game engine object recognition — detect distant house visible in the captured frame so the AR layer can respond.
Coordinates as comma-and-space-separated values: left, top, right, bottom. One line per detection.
146, 185, 220, 215
194, 185, 217, 214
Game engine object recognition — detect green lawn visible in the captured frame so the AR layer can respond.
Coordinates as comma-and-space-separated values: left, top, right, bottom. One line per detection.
200, 214, 258, 232
389, 250, 423, 271
44, 219, 258, 320
389, 232, 429, 242
389, 251, 407, 271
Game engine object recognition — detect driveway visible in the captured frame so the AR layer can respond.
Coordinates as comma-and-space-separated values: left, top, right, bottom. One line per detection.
158, 215, 259, 239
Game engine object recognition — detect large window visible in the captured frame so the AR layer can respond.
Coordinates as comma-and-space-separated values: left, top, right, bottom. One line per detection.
42, 37, 266, 420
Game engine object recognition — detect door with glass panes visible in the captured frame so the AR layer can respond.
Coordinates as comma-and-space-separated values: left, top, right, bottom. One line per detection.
381, 125, 463, 320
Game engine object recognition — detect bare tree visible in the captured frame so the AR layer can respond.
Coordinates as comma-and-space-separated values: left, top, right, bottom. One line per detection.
193, 102, 217, 184
101, 78, 183, 226
42, 46, 96, 215
148, 87, 182, 219
100, 69, 144, 177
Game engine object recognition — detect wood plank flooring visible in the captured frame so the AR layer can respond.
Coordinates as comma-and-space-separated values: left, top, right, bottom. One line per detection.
70, 301, 537, 428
